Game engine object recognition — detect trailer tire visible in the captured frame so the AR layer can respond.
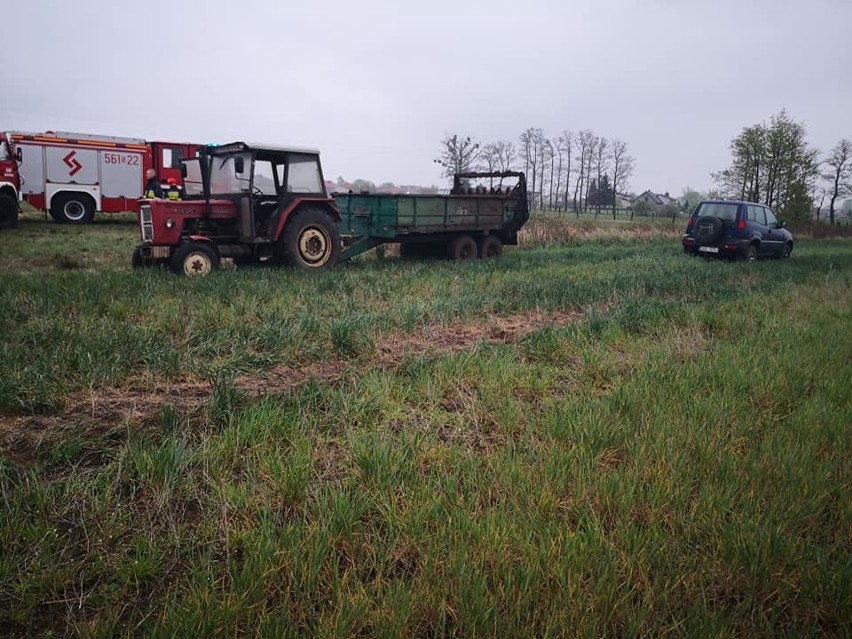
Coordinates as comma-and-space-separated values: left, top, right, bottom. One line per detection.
448, 234, 477, 261
279, 208, 341, 269
51, 192, 95, 224
0, 193, 18, 230
170, 242, 219, 277
477, 235, 503, 259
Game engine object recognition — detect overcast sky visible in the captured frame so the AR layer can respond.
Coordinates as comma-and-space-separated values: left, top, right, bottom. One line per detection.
3, 0, 850, 194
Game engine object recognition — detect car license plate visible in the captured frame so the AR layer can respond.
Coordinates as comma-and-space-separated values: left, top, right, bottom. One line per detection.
699, 246, 719, 254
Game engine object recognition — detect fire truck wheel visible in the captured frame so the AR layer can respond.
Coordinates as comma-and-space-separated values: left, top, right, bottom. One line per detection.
0, 193, 18, 230
477, 235, 503, 259
170, 242, 220, 277
51, 192, 95, 224
280, 208, 341, 269
447, 234, 477, 260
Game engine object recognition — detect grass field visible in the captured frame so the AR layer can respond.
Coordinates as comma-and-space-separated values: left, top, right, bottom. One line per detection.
0, 212, 850, 637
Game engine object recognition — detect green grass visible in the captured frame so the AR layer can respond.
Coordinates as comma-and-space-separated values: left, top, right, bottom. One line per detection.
0, 214, 850, 637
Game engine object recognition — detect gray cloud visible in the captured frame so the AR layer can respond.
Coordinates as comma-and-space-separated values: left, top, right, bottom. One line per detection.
4, 0, 850, 194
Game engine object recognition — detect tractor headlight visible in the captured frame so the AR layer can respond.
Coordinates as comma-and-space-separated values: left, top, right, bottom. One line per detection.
165, 219, 175, 229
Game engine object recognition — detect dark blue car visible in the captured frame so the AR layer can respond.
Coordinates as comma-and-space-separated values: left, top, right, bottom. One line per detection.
682, 200, 794, 261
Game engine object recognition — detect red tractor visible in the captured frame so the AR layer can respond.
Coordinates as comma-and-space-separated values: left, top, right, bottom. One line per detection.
133, 142, 342, 275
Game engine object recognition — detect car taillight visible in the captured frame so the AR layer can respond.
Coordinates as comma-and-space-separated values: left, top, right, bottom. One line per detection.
687, 217, 695, 228
737, 219, 746, 230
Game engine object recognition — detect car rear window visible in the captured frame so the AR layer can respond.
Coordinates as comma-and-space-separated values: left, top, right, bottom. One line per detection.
695, 202, 739, 222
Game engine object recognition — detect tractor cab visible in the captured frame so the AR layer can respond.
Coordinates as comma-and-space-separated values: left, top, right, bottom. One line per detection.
183, 142, 330, 243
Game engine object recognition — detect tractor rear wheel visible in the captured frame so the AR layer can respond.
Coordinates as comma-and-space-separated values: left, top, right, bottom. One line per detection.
279, 208, 341, 269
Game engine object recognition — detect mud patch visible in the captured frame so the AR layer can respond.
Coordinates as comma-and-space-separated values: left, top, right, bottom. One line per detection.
0, 309, 593, 467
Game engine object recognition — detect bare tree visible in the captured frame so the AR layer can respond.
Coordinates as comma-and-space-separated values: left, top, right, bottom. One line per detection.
542, 139, 554, 210
573, 130, 594, 216
520, 128, 544, 210
583, 134, 598, 213
814, 187, 826, 221
593, 137, 610, 217
493, 141, 517, 172
552, 136, 564, 212
610, 138, 635, 219
434, 134, 480, 181
558, 131, 573, 214
823, 139, 852, 224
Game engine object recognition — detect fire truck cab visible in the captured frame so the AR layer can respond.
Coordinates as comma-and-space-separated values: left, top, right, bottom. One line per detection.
0, 133, 21, 229
6, 131, 200, 224
134, 142, 342, 275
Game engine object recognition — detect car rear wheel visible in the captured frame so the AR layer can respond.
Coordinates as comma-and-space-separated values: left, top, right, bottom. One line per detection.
745, 244, 758, 262
782, 242, 792, 258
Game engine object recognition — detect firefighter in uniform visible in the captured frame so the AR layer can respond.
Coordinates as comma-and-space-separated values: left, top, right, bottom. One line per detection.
144, 169, 164, 199
166, 178, 182, 200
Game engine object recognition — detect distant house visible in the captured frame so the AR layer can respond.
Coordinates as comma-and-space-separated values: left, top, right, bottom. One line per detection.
633, 190, 680, 208
325, 180, 352, 194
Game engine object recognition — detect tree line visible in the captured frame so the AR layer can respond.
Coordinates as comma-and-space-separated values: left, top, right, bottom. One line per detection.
713, 110, 851, 224
435, 129, 635, 218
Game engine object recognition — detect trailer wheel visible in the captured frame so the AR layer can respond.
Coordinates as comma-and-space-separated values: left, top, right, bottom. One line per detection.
0, 193, 18, 230
448, 234, 477, 261
51, 192, 95, 224
170, 242, 219, 277
477, 236, 503, 259
280, 208, 341, 269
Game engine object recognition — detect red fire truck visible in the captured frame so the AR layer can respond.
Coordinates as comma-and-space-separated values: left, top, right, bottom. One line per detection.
0, 130, 201, 226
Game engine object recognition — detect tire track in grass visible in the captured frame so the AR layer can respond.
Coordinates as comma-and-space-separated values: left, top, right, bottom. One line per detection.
0, 308, 597, 467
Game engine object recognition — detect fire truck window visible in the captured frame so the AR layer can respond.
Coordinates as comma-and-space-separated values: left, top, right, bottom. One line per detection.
162, 147, 185, 169
253, 160, 276, 196
0, 143, 8, 161
286, 155, 323, 193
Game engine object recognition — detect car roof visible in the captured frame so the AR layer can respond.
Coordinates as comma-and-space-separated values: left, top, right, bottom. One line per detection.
698, 199, 765, 206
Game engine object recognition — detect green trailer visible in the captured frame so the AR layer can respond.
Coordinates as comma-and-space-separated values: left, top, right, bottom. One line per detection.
335, 171, 529, 261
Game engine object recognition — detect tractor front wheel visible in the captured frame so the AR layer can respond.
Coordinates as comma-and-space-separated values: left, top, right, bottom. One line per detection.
170, 242, 220, 276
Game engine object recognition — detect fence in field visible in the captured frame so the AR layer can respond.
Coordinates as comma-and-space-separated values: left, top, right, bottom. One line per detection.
531, 207, 688, 222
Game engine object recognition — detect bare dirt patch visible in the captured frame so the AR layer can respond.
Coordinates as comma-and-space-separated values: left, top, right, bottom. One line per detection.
0, 309, 592, 467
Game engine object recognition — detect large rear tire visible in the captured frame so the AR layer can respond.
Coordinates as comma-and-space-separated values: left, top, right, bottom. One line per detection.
279, 208, 341, 269
170, 242, 219, 277
447, 234, 477, 261
477, 235, 503, 259
0, 193, 18, 230
50, 192, 95, 224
